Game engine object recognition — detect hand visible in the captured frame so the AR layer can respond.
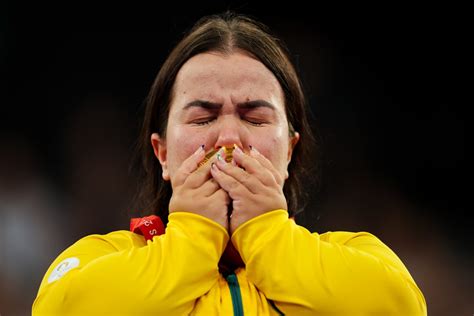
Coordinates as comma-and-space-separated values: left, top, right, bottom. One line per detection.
210, 146, 287, 234
169, 146, 230, 230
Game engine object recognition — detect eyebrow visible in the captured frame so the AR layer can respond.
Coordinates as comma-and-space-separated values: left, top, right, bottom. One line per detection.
237, 100, 276, 110
183, 99, 276, 111
183, 100, 221, 110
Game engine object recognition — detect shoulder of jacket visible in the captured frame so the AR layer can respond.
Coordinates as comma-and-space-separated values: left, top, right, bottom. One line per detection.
318, 231, 381, 244
71, 230, 147, 251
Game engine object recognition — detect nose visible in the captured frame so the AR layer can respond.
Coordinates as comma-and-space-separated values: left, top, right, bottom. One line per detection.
213, 116, 245, 150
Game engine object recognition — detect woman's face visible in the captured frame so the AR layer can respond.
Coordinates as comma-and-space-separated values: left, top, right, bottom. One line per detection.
152, 51, 299, 186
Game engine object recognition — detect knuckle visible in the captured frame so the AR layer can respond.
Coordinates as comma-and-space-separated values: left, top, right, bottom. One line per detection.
275, 173, 283, 185
239, 172, 252, 185
229, 180, 240, 190
260, 171, 274, 185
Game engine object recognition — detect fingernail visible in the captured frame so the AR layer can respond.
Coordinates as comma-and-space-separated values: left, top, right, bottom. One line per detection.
217, 146, 227, 158
196, 144, 205, 154
216, 153, 227, 168
234, 145, 243, 155
249, 145, 258, 154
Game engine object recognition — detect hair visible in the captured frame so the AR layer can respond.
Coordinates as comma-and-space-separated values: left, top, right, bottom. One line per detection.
132, 11, 317, 224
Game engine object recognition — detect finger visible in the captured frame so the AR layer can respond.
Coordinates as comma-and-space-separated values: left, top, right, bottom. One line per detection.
211, 162, 254, 197
231, 145, 265, 174
214, 156, 263, 193
231, 146, 278, 187
200, 178, 220, 197
172, 145, 206, 186
248, 146, 284, 186
186, 147, 224, 188
209, 188, 231, 206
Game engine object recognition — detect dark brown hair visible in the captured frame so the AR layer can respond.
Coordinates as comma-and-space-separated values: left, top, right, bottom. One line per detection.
133, 12, 317, 223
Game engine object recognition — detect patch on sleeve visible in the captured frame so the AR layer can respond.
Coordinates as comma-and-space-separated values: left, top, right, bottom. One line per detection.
47, 257, 80, 283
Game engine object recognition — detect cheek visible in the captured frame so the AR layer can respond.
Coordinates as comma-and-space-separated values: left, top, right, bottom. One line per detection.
166, 126, 207, 172
250, 128, 289, 169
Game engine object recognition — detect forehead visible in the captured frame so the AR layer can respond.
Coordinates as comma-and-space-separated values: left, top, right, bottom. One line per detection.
172, 51, 284, 105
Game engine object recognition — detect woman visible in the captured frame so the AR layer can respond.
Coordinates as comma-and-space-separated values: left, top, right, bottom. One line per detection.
33, 12, 427, 315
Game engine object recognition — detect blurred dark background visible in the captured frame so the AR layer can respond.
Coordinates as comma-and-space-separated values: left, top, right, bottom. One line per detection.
1, 2, 470, 315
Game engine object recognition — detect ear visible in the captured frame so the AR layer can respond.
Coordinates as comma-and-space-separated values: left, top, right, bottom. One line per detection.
287, 131, 300, 162
284, 131, 300, 179
151, 133, 170, 181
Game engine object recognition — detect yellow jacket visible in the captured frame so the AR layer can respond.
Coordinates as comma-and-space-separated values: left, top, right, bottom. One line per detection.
33, 210, 426, 315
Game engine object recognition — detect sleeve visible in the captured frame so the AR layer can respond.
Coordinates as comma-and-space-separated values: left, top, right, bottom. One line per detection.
231, 210, 427, 316
32, 212, 229, 316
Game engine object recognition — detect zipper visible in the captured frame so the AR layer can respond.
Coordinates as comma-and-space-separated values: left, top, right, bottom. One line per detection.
226, 273, 244, 316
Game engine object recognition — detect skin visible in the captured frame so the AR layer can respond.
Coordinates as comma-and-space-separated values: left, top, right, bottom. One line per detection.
151, 50, 299, 234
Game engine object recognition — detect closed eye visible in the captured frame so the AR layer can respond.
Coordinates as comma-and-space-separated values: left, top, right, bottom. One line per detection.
243, 117, 268, 126
245, 119, 264, 126
191, 117, 216, 126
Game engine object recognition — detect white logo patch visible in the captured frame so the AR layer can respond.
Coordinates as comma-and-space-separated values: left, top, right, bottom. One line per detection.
48, 257, 80, 283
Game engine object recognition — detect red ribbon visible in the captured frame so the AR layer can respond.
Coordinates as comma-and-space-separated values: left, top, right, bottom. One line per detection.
130, 215, 165, 241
